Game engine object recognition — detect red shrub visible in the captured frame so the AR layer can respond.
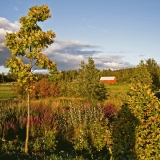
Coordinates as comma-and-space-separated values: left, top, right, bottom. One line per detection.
31, 78, 60, 98
103, 103, 118, 118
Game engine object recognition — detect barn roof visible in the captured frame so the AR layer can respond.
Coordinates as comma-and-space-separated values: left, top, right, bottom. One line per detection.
100, 76, 115, 80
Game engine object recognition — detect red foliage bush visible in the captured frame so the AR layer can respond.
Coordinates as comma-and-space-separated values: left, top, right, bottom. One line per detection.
103, 103, 118, 118
31, 78, 60, 98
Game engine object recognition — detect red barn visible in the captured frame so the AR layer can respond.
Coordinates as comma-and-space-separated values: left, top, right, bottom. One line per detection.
100, 76, 116, 84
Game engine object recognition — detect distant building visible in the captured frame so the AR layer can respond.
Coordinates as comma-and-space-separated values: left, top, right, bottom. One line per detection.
100, 76, 116, 84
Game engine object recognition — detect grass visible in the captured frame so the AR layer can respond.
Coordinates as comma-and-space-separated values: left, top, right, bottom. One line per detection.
0, 83, 16, 99
104, 83, 130, 110
0, 82, 130, 107
105, 83, 130, 92
29, 83, 130, 111
0, 93, 16, 99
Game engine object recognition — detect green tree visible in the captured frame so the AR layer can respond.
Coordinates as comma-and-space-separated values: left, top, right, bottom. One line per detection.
130, 60, 153, 87
49, 67, 62, 84
4, 5, 56, 153
77, 57, 107, 102
128, 83, 160, 159
127, 60, 160, 159
1, 72, 5, 83
133, 59, 160, 91
145, 58, 160, 91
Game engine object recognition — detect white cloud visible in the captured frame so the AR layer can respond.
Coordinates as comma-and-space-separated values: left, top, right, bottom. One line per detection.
103, 62, 125, 69
93, 55, 134, 70
0, 17, 20, 32
0, 17, 20, 47
0, 17, 134, 71
45, 39, 100, 56
0, 17, 20, 66
42, 39, 103, 70
43, 40, 134, 70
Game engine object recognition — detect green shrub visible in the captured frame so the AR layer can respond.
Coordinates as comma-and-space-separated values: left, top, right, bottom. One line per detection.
128, 84, 160, 159
56, 101, 111, 159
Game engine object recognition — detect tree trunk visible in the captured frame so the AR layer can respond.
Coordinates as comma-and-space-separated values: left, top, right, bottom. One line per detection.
1, 123, 5, 141
25, 92, 30, 153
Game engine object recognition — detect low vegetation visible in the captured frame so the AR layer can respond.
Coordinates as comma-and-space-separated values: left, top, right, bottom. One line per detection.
0, 4, 160, 160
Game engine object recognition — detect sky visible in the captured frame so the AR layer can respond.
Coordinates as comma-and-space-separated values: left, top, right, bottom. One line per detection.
0, 0, 160, 73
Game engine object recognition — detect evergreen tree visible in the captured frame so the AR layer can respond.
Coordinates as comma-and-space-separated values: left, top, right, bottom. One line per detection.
77, 57, 107, 102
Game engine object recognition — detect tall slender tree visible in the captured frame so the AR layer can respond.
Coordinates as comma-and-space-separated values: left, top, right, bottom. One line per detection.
4, 5, 56, 153
77, 57, 107, 102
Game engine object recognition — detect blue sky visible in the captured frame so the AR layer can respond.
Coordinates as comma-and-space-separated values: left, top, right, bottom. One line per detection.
0, 0, 160, 73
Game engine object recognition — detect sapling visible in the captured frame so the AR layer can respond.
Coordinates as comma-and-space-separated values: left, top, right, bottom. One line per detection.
4, 5, 56, 153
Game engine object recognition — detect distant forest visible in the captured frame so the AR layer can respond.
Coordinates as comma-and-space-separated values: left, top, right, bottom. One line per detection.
1, 58, 160, 85
0, 67, 139, 83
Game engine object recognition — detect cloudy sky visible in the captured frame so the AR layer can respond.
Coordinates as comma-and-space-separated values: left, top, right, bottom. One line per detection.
0, 0, 160, 73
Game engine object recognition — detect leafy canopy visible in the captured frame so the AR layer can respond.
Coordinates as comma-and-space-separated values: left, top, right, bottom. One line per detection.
127, 60, 160, 159
4, 5, 56, 88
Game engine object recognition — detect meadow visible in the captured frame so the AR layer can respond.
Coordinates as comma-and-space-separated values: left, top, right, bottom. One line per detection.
0, 83, 16, 99
0, 82, 159, 160
0, 83, 127, 159
106, 83, 130, 92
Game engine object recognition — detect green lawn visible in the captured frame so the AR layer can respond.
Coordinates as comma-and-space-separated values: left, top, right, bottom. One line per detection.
105, 83, 130, 92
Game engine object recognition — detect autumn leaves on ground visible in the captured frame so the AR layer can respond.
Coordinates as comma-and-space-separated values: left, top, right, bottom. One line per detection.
0, 5, 159, 160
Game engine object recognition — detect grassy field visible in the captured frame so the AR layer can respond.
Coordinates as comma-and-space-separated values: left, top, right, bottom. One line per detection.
0, 82, 130, 102
0, 83, 16, 99
105, 83, 130, 92
104, 83, 130, 110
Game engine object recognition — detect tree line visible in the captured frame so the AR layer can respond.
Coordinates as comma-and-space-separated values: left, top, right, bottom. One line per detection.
2, 57, 160, 91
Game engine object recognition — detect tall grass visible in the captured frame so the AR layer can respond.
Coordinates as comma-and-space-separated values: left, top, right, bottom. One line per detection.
0, 99, 116, 159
